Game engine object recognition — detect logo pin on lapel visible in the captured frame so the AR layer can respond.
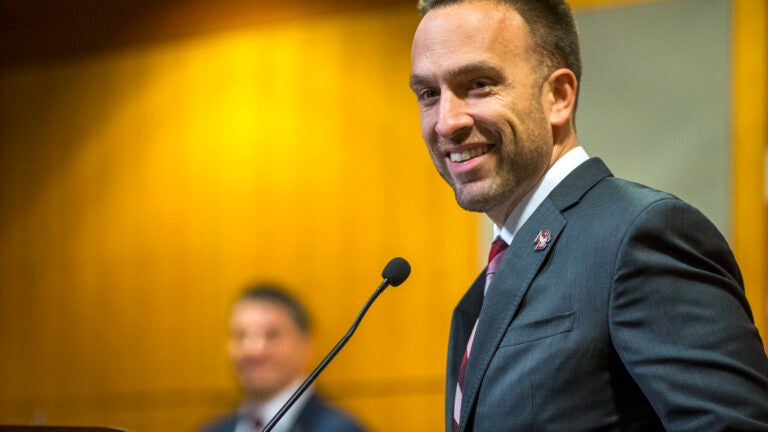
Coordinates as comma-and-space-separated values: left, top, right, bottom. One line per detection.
533, 230, 552, 251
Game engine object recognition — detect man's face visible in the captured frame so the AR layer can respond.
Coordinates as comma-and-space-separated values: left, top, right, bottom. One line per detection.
410, 0, 554, 225
228, 299, 311, 401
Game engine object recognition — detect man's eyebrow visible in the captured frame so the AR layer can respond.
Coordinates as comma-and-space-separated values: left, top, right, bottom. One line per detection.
449, 62, 504, 79
409, 61, 504, 90
409, 73, 431, 91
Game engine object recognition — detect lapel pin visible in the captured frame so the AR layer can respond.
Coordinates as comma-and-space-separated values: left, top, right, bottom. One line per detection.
534, 230, 552, 251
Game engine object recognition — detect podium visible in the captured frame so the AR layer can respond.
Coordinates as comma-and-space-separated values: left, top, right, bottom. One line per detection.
0, 427, 127, 432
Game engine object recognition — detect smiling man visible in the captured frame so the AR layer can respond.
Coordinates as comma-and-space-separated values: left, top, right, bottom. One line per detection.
409, 1, 768, 431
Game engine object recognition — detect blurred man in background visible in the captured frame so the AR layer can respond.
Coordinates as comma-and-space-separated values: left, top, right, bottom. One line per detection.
201, 283, 365, 432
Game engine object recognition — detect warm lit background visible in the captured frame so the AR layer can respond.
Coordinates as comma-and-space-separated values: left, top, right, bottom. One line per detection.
0, 0, 765, 430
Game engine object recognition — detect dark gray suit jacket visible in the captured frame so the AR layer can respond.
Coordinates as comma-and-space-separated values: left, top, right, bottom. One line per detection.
447, 158, 768, 431
201, 393, 364, 432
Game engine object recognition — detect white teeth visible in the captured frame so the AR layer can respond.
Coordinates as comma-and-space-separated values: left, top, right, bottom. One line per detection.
449, 147, 489, 162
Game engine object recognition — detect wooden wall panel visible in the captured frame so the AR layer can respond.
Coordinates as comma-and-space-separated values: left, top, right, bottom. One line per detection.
0, 5, 480, 430
732, 0, 768, 342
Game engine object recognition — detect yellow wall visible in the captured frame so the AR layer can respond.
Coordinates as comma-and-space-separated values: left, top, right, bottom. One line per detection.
0, 5, 481, 430
732, 0, 768, 343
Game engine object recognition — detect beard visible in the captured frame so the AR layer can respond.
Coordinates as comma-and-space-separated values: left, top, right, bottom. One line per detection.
437, 109, 552, 217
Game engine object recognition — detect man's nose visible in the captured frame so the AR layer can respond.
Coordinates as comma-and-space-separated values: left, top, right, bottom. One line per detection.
435, 92, 473, 140
241, 335, 268, 355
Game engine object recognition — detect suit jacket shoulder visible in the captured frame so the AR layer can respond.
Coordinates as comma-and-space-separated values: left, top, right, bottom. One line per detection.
295, 393, 365, 432
199, 412, 238, 432
199, 394, 364, 432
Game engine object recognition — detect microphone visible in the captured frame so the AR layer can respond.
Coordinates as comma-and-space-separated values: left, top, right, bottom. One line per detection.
381, 256, 411, 287
262, 257, 411, 432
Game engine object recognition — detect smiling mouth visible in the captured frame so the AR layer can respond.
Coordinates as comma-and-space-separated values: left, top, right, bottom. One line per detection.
448, 146, 491, 163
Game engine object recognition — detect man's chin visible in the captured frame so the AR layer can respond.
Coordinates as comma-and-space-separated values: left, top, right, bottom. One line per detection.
454, 188, 498, 213
243, 383, 280, 400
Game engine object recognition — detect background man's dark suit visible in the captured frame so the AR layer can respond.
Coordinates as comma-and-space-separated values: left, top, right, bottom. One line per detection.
448, 158, 768, 431
201, 393, 363, 432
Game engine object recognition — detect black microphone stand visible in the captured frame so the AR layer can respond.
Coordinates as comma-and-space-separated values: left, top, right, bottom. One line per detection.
261, 277, 392, 432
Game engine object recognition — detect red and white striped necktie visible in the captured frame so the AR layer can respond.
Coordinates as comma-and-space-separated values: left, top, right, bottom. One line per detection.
453, 236, 508, 432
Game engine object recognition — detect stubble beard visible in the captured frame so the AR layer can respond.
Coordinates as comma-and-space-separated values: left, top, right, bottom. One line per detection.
451, 172, 504, 214
442, 116, 552, 216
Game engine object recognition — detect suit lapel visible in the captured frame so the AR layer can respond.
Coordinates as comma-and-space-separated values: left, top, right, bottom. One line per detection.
446, 272, 486, 429
457, 157, 613, 430
459, 199, 566, 430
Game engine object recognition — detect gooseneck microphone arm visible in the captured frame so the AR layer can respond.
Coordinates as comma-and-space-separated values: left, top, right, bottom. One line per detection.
262, 257, 411, 432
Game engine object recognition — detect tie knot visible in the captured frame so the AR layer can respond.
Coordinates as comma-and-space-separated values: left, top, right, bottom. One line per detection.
488, 236, 508, 264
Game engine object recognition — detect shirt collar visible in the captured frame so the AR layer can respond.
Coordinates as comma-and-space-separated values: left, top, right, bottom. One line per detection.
236, 379, 313, 432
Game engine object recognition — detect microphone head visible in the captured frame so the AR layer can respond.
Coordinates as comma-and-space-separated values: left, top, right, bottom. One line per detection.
382, 257, 411, 287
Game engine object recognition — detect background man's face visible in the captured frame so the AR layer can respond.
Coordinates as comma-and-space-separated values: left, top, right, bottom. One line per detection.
228, 299, 311, 401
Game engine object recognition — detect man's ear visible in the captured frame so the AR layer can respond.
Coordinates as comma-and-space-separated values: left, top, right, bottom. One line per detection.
544, 68, 578, 127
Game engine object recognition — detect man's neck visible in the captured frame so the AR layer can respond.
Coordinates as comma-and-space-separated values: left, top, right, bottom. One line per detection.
492, 145, 589, 244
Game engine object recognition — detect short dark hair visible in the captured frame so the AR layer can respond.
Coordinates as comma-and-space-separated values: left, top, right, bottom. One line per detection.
235, 283, 311, 333
417, 0, 582, 93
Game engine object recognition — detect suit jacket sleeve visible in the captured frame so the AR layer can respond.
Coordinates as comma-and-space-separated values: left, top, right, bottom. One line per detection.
609, 197, 768, 431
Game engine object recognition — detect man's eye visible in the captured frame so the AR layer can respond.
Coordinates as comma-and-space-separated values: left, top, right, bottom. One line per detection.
417, 88, 439, 102
470, 80, 491, 90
